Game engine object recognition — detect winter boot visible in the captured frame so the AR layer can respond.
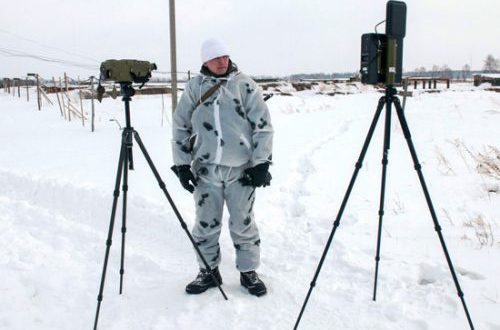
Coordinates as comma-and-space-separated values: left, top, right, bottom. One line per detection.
240, 270, 267, 297
185, 267, 223, 294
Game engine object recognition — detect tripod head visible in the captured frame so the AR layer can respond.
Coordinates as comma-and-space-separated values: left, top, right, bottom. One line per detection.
114, 83, 137, 171
120, 82, 135, 101
116, 82, 135, 130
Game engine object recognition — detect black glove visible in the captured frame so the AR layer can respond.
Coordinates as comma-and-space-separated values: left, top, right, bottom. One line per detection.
239, 163, 272, 187
171, 165, 197, 193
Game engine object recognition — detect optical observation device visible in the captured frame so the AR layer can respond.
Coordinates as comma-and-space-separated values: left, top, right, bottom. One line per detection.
100, 59, 157, 84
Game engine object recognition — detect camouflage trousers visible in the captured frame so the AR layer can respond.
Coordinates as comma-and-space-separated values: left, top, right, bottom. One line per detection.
191, 162, 261, 272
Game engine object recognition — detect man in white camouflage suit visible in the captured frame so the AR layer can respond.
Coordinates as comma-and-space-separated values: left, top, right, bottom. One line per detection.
171, 38, 273, 297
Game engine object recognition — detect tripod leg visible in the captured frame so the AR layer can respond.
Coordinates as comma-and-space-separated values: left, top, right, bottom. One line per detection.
119, 130, 132, 294
393, 97, 475, 330
373, 90, 394, 301
294, 96, 386, 330
132, 130, 228, 301
94, 140, 127, 330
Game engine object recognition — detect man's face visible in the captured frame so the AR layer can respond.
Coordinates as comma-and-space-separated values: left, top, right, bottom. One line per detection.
205, 55, 229, 75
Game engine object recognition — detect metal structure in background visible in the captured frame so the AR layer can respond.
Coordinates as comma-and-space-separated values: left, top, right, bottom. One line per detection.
169, 0, 178, 113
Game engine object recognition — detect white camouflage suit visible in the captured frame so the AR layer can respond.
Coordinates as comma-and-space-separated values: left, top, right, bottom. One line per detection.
172, 63, 273, 272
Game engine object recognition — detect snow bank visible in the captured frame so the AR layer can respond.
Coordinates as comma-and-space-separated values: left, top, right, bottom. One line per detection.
0, 87, 499, 329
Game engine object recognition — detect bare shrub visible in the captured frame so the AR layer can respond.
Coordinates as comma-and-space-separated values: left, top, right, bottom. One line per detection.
476, 146, 500, 181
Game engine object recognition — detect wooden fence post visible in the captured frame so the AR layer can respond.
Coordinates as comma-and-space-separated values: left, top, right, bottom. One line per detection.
64, 72, 71, 121
26, 78, 29, 102
90, 76, 95, 132
78, 76, 85, 127
53, 77, 64, 117
12, 79, 20, 98
59, 77, 67, 120
36, 74, 41, 111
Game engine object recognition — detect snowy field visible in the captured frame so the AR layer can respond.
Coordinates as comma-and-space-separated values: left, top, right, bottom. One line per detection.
0, 84, 499, 330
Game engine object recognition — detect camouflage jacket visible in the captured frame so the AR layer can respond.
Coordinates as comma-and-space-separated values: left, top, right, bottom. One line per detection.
172, 64, 273, 168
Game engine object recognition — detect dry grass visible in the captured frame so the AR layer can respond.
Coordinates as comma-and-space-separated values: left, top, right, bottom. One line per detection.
391, 194, 405, 215
463, 215, 495, 248
475, 146, 500, 181
441, 208, 455, 226
449, 141, 500, 193
434, 146, 456, 175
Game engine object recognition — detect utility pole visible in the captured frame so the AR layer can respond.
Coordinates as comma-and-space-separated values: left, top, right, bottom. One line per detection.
169, 0, 178, 113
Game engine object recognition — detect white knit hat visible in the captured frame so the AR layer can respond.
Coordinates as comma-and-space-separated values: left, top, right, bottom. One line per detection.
201, 38, 229, 63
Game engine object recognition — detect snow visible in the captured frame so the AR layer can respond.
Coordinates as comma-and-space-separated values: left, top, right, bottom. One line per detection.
0, 84, 499, 330
478, 74, 500, 79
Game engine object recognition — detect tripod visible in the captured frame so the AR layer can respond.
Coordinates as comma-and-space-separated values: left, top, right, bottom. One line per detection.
293, 86, 475, 329
93, 83, 228, 330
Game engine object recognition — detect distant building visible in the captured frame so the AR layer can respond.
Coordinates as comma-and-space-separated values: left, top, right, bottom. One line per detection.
474, 73, 500, 86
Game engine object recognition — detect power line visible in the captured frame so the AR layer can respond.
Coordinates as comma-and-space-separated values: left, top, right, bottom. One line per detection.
0, 28, 100, 63
0, 47, 98, 71
0, 28, 197, 77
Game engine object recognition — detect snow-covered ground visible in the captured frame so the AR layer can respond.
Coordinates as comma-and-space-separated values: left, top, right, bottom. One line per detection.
0, 84, 499, 330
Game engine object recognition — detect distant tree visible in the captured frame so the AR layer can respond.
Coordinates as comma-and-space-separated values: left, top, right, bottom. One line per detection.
461, 64, 471, 80
413, 66, 426, 77
431, 64, 440, 77
483, 54, 499, 72
441, 65, 453, 79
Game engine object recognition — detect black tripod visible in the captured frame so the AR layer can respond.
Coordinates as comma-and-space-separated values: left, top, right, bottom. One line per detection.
293, 86, 475, 329
93, 83, 228, 330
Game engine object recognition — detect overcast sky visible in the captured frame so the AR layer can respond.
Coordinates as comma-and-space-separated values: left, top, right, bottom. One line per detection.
1, 0, 499, 79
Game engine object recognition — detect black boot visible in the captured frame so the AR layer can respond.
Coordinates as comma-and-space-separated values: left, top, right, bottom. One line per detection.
240, 270, 267, 297
185, 267, 223, 294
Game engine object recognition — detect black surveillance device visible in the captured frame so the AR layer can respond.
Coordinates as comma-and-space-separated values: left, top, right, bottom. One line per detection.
360, 1, 407, 85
